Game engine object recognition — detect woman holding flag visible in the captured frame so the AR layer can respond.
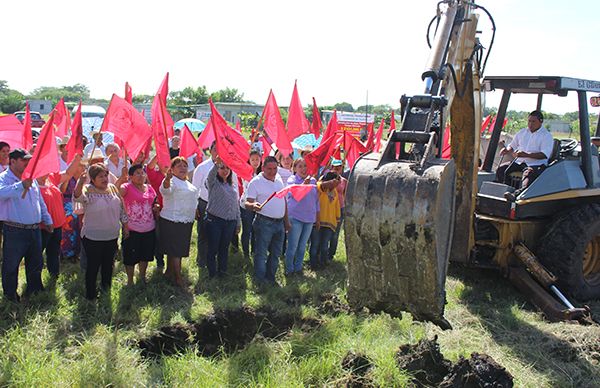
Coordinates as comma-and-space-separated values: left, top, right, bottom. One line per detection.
205, 156, 240, 278
284, 158, 318, 276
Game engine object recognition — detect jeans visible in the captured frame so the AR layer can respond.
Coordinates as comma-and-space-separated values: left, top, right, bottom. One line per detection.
82, 237, 118, 300
2, 225, 44, 298
253, 215, 284, 283
205, 214, 237, 278
240, 207, 255, 256
285, 218, 313, 274
310, 227, 335, 268
196, 199, 208, 267
42, 227, 62, 276
328, 210, 344, 260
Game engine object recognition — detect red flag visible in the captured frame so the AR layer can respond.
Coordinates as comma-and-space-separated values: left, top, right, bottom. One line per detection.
125, 82, 133, 104
23, 102, 33, 151
305, 133, 341, 175
374, 118, 385, 153
151, 73, 174, 138
286, 81, 310, 141
260, 135, 273, 160
343, 131, 367, 170
321, 110, 339, 142
262, 90, 293, 156
388, 110, 397, 133
480, 115, 492, 134
0, 115, 25, 149
209, 100, 253, 181
310, 97, 322, 137
22, 114, 59, 180
235, 120, 242, 134
101, 94, 153, 162
274, 184, 316, 201
151, 94, 173, 168
53, 98, 71, 138
502, 117, 508, 129
442, 123, 452, 159
66, 101, 84, 163
365, 122, 375, 151
197, 119, 215, 149
179, 124, 200, 158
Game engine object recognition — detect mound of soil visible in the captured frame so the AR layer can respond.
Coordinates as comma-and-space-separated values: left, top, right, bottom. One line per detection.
439, 353, 514, 387
396, 336, 513, 387
138, 306, 320, 358
396, 335, 452, 386
340, 351, 374, 388
318, 293, 350, 316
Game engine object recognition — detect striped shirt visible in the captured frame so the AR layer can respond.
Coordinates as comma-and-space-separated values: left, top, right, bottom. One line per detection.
206, 165, 241, 222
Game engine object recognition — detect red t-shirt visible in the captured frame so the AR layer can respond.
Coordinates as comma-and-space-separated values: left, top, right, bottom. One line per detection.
146, 167, 164, 208
39, 183, 67, 228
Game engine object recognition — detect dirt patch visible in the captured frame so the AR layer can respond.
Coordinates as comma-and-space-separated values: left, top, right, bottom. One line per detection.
396, 336, 513, 387
318, 293, 350, 316
339, 351, 374, 388
138, 306, 320, 358
550, 335, 600, 364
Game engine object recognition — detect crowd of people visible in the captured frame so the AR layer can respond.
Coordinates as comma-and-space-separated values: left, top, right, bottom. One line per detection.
0, 131, 348, 302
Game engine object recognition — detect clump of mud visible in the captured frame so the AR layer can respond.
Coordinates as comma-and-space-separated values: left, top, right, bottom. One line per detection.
396, 336, 513, 387
138, 306, 320, 358
318, 293, 350, 316
339, 351, 374, 388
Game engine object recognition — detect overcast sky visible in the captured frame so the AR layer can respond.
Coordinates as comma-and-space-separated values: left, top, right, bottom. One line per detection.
2, 0, 599, 114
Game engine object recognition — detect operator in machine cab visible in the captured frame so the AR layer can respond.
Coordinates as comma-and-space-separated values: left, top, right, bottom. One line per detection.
495, 110, 554, 201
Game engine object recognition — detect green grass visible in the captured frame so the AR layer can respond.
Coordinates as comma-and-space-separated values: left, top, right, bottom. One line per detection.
0, 232, 599, 387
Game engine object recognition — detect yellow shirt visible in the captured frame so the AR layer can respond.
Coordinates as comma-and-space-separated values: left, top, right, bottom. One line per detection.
317, 182, 341, 231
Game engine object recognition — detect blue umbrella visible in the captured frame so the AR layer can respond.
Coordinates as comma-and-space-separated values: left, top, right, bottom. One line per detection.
174, 118, 206, 132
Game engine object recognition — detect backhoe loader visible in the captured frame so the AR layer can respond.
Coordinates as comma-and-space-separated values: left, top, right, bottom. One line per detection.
344, 0, 600, 328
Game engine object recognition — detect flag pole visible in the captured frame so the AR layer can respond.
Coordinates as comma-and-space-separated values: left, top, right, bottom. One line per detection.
21, 112, 55, 198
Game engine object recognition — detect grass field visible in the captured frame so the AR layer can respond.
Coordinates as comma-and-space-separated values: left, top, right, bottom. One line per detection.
0, 231, 598, 387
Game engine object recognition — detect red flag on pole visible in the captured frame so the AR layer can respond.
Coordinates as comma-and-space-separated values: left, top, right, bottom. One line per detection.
23, 102, 33, 152
197, 118, 215, 149
262, 90, 293, 156
125, 82, 133, 104
480, 115, 491, 134
321, 110, 338, 142
22, 113, 59, 180
209, 100, 253, 181
365, 122, 375, 151
310, 97, 322, 137
260, 135, 273, 160
53, 98, 71, 138
66, 101, 84, 163
388, 110, 397, 133
442, 123, 452, 159
0, 115, 26, 149
343, 131, 367, 170
305, 133, 341, 175
235, 120, 242, 134
151, 93, 173, 168
101, 94, 153, 162
374, 118, 385, 153
274, 184, 316, 201
286, 81, 310, 141
179, 124, 200, 158
151, 73, 174, 138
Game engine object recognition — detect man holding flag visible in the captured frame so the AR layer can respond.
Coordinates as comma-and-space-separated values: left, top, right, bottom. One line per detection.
0, 149, 53, 302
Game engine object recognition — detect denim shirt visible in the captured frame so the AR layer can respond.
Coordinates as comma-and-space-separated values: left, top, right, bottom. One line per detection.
0, 169, 52, 225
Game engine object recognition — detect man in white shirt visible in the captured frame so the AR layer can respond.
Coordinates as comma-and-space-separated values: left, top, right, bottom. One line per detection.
83, 132, 106, 159
245, 156, 290, 285
496, 110, 554, 200
192, 142, 216, 267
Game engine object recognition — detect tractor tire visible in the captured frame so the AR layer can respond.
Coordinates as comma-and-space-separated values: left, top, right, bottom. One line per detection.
537, 203, 600, 301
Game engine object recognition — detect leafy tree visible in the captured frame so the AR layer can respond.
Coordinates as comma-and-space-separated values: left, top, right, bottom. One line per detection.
28, 84, 90, 104
238, 112, 260, 131
332, 102, 354, 112
210, 87, 244, 103
0, 80, 9, 94
169, 86, 210, 118
0, 90, 25, 113
131, 94, 154, 104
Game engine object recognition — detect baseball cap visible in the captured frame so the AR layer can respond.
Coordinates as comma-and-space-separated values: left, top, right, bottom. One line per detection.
9, 148, 32, 160
331, 159, 343, 167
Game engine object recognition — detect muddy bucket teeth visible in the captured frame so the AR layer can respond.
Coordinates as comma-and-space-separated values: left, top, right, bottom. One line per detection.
345, 153, 456, 328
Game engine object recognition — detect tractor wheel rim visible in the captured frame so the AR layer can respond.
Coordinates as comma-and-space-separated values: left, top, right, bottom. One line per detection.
583, 236, 600, 285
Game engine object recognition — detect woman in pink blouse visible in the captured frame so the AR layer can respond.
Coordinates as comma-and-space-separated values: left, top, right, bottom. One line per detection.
74, 163, 129, 300
119, 164, 158, 285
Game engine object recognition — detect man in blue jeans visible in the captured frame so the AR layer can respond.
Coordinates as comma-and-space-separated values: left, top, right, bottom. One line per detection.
245, 156, 290, 285
0, 149, 53, 302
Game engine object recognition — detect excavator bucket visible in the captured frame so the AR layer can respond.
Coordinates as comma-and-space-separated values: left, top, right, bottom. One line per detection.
345, 153, 456, 329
